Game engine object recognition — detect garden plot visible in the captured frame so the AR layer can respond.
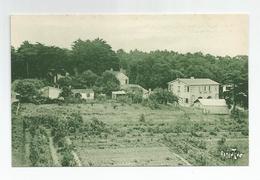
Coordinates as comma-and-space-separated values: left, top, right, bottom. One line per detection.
76, 146, 186, 166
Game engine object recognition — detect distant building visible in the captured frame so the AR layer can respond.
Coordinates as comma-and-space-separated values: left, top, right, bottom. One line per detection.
193, 99, 229, 114
72, 89, 94, 100
41, 86, 62, 99
112, 90, 126, 99
222, 84, 233, 92
168, 77, 220, 105
47, 69, 70, 84
11, 91, 20, 103
111, 68, 129, 86
121, 84, 150, 98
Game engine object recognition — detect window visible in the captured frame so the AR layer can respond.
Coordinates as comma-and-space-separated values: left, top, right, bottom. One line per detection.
185, 98, 189, 103
178, 86, 180, 92
208, 86, 211, 91
125, 79, 128, 84
187, 86, 189, 92
87, 93, 90, 97
204, 86, 207, 91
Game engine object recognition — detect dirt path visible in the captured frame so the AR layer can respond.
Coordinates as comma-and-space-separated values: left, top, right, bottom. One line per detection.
49, 137, 61, 166
170, 151, 191, 165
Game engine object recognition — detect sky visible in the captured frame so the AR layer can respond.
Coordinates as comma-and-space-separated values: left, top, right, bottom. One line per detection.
11, 14, 248, 56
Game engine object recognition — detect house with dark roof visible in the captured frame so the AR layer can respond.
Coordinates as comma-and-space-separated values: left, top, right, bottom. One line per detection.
168, 77, 220, 105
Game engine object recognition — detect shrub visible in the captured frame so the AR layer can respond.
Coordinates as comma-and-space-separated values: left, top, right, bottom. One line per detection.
117, 96, 131, 105
241, 129, 248, 136
127, 92, 143, 104
12, 79, 45, 103
61, 147, 75, 166
86, 117, 108, 135
59, 86, 73, 99
139, 113, 145, 123
149, 88, 178, 105
209, 131, 217, 136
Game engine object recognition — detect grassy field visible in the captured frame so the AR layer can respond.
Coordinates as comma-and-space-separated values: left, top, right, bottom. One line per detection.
12, 101, 249, 166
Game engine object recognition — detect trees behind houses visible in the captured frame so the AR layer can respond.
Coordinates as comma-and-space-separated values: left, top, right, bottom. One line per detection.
11, 39, 248, 108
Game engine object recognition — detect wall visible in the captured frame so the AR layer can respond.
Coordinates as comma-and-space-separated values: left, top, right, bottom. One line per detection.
49, 88, 61, 99
116, 73, 129, 86
169, 80, 219, 105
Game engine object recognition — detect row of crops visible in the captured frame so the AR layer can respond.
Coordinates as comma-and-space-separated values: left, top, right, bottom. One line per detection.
16, 111, 84, 166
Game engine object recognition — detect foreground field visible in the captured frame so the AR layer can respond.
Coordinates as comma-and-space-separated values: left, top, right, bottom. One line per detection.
12, 102, 249, 166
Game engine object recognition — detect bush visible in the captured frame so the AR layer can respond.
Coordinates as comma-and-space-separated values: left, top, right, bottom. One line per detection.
149, 88, 178, 105
12, 79, 45, 103
117, 96, 132, 105
127, 92, 143, 104
85, 117, 108, 135
59, 86, 73, 99
147, 99, 160, 109
139, 113, 145, 123
209, 131, 217, 136
61, 146, 75, 166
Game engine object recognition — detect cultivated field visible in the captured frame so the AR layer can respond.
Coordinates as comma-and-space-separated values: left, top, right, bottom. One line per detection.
12, 101, 248, 166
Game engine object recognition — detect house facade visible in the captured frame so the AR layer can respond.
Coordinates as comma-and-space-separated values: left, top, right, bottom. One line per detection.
41, 86, 61, 99
72, 89, 94, 100
112, 90, 126, 99
168, 77, 219, 105
111, 69, 129, 86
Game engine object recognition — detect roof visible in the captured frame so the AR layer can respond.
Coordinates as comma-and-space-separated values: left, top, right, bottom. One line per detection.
112, 90, 126, 95
41, 86, 61, 91
195, 99, 227, 106
111, 71, 128, 78
72, 89, 94, 93
168, 78, 219, 85
121, 84, 148, 93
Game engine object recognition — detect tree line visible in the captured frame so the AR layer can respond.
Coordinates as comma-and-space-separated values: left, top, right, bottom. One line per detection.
11, 38, 248, 108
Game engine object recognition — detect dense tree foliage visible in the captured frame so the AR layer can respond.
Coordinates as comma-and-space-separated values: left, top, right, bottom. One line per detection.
94, 70, 120, 95
71, 39, 120, 75
11, 39, 248, 108
12, 79, 45, 102
149, 88, 179, 105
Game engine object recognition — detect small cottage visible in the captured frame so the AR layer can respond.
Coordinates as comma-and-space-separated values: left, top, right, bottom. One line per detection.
193, 99, 229, 114
72, 89, 94, 100
112, 90, 126, 99
41, 86, 61, 99
121, 84, 150, 98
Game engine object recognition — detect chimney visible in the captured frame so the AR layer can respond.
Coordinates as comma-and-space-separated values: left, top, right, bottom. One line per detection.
190, 77, 195, 79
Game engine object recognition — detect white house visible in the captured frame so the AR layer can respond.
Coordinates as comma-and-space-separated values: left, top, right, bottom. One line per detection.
41, 86, 62, 99
168, 77, 220, 105
112, 90, 126, 99
193, 99, 229, 114
72, 89, 94, 100
111, 68, 129, 86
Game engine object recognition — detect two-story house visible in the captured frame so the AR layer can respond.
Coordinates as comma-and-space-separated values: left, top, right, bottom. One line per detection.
168, 77, 219, 105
